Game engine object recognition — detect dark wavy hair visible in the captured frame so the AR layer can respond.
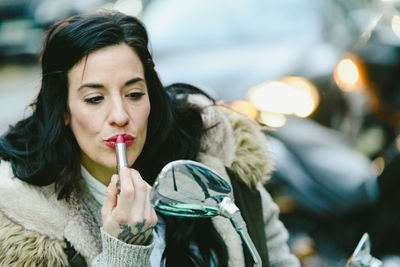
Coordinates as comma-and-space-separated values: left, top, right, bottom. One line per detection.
163, 83, 228, 267
0, 10, 171, 199
0, 11, 227, 266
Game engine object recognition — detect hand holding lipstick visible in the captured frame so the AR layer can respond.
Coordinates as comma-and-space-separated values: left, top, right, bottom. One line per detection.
102, 167, 157, 245
101, 135, 157, 245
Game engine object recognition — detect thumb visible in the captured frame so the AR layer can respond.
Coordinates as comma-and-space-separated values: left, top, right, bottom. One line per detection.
102, 174, 119, 217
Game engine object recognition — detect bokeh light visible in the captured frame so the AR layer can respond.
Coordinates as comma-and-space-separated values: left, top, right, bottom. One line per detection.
282, 76, 320, 117
334, 57, 360, 91
248, 81, 294, 114
231, 100, 258, 119
258, 110, 287, 128
372, 156, 385, 176
247, 77, 319, 120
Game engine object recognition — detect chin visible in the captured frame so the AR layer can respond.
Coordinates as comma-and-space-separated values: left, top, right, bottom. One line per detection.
100, 159, 117, 172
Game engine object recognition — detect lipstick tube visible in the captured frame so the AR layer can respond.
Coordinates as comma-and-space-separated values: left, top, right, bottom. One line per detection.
116, 135, 129, 173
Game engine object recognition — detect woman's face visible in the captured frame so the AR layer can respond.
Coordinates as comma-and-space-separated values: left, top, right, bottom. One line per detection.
67, 44, 151, 184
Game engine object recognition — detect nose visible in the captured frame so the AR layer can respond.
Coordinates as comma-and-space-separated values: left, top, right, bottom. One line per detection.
108, 95, 129, 127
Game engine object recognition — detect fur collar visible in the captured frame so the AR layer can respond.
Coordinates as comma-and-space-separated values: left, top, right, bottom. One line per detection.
0, 161, 101, 263
188, 94, 274, 187
0, 161, 67, 240
223, 106, 274, 187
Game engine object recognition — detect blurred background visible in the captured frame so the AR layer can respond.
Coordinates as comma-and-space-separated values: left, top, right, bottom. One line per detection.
1, 0, 400, 266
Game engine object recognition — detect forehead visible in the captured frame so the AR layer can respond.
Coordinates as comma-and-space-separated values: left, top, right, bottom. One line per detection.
68, 44, 145, 84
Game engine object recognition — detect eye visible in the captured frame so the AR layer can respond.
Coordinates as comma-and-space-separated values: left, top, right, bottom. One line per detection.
127, 92, 145, 100
84, 96, 103, 104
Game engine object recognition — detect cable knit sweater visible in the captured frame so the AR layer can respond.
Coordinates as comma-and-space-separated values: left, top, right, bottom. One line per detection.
0, 94, 299, 267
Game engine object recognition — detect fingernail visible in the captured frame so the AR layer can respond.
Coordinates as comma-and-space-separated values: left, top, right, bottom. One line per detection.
109, 175, 118, 186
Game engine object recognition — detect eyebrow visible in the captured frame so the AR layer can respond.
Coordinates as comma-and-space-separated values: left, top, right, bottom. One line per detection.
78, 77, 145, 91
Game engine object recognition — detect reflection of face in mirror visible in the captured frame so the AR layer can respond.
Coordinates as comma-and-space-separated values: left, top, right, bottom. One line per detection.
151, 160, 232, 217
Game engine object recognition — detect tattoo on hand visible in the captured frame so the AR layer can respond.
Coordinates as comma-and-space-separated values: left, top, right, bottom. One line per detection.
117, 219, 154, 244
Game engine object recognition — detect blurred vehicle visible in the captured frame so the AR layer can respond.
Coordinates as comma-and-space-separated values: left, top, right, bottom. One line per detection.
344, 21, 400, 159
340, 6, 400, 261
263, 116, 379, 266
265, 116, 378, 217
266, 5, 400, 265
0, 0, 43, 59
0, 0, 111, 60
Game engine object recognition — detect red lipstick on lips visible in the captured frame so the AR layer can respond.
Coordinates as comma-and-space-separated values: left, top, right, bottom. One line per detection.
116, 134, 124, 144
106, 134, 134, 148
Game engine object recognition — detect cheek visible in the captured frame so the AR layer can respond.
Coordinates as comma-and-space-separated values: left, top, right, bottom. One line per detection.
69, 104, 96, 140
144, 105, 151, 126
133, 104, 151, 146
141, 105, 151, 135
131, 99, 151, 131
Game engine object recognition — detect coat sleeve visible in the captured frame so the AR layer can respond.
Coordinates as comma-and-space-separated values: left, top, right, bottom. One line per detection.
257, 183, 300, 267
91, 228, 154, 267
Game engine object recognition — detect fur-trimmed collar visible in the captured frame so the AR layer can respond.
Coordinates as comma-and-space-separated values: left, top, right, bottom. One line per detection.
0, 161, 101, 263
188, 94, 274, 187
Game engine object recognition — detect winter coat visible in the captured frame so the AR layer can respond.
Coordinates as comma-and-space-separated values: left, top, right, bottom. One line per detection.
0, 94, 299, 267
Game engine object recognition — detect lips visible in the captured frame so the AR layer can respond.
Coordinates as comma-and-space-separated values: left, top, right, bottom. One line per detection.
106, 134, 134, 148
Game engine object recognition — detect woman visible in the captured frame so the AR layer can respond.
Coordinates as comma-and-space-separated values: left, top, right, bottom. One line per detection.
0, 10, 299, 267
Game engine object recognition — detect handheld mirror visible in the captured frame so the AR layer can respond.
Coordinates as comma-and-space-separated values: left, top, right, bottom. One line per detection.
151, 160, 262, 267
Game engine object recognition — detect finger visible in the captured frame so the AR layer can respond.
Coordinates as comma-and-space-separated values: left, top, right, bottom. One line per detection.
130, 169, 149, 207
102, 175, 119, 218
117, 167, 135, 211
118, 169, 149, 225
145, 184, 158, 226
136, 183, 157, 234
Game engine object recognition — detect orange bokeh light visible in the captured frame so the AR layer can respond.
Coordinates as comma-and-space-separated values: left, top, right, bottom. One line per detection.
231, 100, 258, 120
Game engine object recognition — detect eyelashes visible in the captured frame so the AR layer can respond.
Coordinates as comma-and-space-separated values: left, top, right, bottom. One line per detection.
84, 96, 103, 104
84, 92, 146, 104
127, 92, 145, 99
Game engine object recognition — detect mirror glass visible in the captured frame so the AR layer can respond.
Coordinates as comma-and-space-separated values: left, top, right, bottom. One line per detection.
151, 160, 232, 217
347, 233, 382, 267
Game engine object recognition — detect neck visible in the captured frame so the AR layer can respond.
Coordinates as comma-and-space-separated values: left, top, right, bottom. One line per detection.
81, 154, 115, 186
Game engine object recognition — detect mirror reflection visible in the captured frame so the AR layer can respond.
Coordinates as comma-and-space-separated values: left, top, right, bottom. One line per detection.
151, 160, 232, 217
